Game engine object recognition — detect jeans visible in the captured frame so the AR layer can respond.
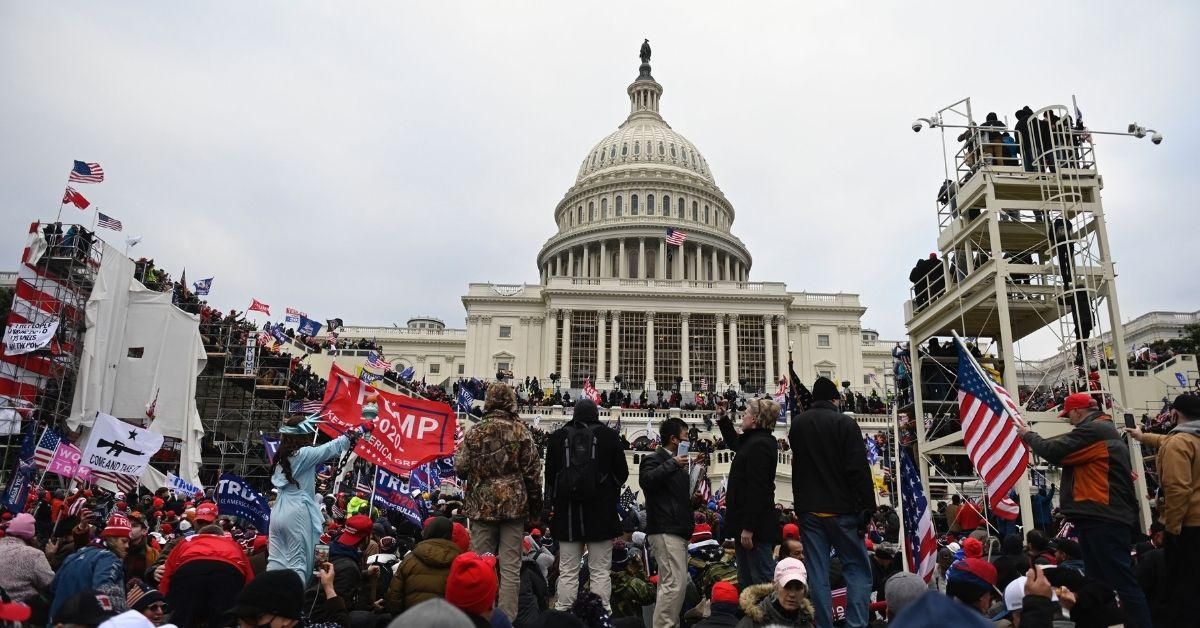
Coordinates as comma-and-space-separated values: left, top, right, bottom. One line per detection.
648, 533, 688, 628
735, 541, 775, 588
799, 513, 871, 628
556, 540, 614, 610
1165, 527, 1200, 628
1074, 518, 1154, 628
470, 518, 524, 621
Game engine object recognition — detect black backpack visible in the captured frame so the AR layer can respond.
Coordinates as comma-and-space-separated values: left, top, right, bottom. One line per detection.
556, 422, 602, 501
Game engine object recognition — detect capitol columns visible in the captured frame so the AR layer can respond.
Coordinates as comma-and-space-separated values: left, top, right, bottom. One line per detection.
729, 314, 741, 391
657, 242, 666, 280
610, 310, 621, 388
644, 311, 656, 391
638, 238, 646, 279
596, 310, 608, 386
618, 239, 627, 279
600, 241, 608, 278
776, 315, 789, 379
568, 249, 575, 278
560, 309, 573, 388
763, 314, 775, 389
715, 314, 727, 390
680, 312, 692, 392
542, 310, 557, 379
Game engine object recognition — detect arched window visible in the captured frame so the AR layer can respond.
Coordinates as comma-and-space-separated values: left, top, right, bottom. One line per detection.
658, 142, 665, 156
601, 198, 608, 219
621, 143, 628, 156
647, 194, 655, 214
677, 197, 685, 219
631, 194, 639, 216
616, 196, 623, 217
692, 201, 698, 221
634, 142, 640, 155
670, 144, 676, 159
588, 201, 594, 221
610, 145, 616, 159
662, 195, 671, 216
704, 204, 710, 223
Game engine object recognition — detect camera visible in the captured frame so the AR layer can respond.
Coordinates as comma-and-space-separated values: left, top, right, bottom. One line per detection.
912, 120, 924, 133
1151, 133, 1163, 145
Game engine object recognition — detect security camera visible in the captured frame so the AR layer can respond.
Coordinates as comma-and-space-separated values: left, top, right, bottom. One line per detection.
1151, 132, 1163, 145
912, 120, 923, 133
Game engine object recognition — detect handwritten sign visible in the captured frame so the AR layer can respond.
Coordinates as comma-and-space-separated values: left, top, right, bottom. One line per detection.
3, 320, 58, 355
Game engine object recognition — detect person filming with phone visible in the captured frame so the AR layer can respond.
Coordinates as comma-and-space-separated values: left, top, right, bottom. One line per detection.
640, 416, 693, 627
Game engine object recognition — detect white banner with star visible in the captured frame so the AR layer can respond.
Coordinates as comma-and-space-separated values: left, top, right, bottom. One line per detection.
80, 412, 164, 477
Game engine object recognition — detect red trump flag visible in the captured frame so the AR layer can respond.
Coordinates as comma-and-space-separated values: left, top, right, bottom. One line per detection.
318, 363, 457, 474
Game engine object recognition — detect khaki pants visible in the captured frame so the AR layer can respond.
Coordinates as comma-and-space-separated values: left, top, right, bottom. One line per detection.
470, 518, 523, 621
555, 539, 615, 610
648, 533, 688, 628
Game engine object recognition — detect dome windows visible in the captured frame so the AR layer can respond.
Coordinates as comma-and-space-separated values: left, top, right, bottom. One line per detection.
621, 143, 628, 157
610, 145, 616, 159
662, 195, 671, 217
658, 142, 665, 156
634, 142, 640, 156
631, 194, 639, 216
692, 201, 698, 222
601, 198, 608, 219
677, 197, 684, 219
670, 144, 676, 159
577, 206, 583, 224
588, 202, 594, 221
647, 194, 655, 214
616, 195, 623, 217
704, 204, 710, 224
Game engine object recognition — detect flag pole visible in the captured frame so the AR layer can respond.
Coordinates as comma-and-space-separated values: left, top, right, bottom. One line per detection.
54, 176, 69, 224
368, 462, 379, 518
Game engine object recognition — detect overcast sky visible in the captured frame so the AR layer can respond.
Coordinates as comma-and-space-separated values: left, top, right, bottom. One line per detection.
2, 2, 1196, 359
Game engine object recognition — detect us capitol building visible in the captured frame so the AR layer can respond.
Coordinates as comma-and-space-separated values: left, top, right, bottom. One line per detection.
339, 49, 894, 395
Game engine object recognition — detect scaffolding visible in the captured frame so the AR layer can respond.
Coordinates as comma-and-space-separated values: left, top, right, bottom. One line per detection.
195, 322, 296, 488
0, 222, 102, 480
905, 98, 1152, 532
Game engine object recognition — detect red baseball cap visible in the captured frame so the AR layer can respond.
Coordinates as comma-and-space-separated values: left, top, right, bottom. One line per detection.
1058, 392, 1097, 418
195, 502, 218, 523
338, 514, 373, 546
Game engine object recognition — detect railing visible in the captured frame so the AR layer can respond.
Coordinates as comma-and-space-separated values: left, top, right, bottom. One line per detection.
0, 271, 17, 286
338, 325, 468, 339
548, 276, 790, 295
546, 215, 749, 251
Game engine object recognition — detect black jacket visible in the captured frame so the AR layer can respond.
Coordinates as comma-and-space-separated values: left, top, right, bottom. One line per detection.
545, 417, 629, 541
788, 401, 875, 514
639, 447, 694, 539
718, 417, 780, 543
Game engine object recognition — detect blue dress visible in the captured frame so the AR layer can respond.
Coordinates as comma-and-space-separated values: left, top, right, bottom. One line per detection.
267, 434, 353, 584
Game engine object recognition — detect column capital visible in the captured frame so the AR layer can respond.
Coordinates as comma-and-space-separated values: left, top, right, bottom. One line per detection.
562, 309, 573, 319
645, 311, 656, 321
849, 326, 862, 335
531, 316, 545, 325
771, 314, 784, 325
597, 309, 609, 319
519, 316, 532, 325
611, 309, 622, 318
837, 324, 850, 333
728, 314, 739, 325
679, 311, 691, 322
717, 313, 728, 325
467, 315, 481, 324
416, 355, 427, 363
480, 315, 493, 325
548, 308, 560, 318
795, 323, 810, 333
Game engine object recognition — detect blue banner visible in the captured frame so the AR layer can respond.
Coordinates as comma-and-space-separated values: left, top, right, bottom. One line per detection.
216, 472, 271, 531
1176, 372, 1189, 388
271, 326, 289, 345
297, 316, 322, 337
1, 422, 37, 513
371, 467, 423, 526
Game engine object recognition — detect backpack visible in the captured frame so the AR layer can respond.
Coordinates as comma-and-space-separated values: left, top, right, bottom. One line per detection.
555, 422, 602, 501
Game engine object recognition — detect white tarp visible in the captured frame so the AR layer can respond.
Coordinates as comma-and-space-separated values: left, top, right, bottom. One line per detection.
69, 242, 207, 485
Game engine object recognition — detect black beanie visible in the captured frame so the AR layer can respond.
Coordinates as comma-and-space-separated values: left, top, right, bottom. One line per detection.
422, 516, 453, 541
574, 398, 599, 423
812, 377, 840, 402
228, 569, 303, 620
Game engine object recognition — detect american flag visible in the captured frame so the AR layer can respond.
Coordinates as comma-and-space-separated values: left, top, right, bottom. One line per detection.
89, 470, 140, 495
665, 228, 687, 246
33, 426, 62, 469
289, 399, 323, 415
68, 160, 105, 183
954, 335, 1029, 510
994, 496, 1020, 521
67, 495, 87, 517
899, 448, 936, 582
97, 212, 123, 231
699, 378, 708, 391
619, 486, 639, 512
354, 469, 372, 495
582, 377, 600, 403
366, 351, 390, 371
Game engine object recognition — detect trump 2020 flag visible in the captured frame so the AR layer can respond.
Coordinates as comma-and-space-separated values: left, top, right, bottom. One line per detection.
192, 277, 213, 296
217, 472, 271, 531
372, 467, 423, 526
80, 412, 164, 478
297, 316, 322, 337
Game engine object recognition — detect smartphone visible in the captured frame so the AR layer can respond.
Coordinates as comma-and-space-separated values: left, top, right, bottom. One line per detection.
1123, 413, 1136, 429
677, 441, 690, 457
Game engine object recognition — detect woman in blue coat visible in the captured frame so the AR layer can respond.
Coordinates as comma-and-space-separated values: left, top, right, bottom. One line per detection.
268, 412, 372, 584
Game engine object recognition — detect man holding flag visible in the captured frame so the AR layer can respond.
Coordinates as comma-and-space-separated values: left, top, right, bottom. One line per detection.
1018, 393, 1153, 628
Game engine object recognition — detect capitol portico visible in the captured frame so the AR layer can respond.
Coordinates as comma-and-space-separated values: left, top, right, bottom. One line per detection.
345, 50, 881, 395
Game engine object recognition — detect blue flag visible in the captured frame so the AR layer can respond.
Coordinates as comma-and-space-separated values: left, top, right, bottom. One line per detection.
456, 386, 474, 413
361, 370, 383, 384
398, 366, 415, 381
261, 434, 280, 464
1, 422, 37, 513
271, 326, 289, 345
216, 472, 271, 531
372, 467, 423, 526
297, 316, 322, 337
410, 461, 440, 493
1176, 372, 1188, 388
865, 436, 880, 466
192, 277, 213, 296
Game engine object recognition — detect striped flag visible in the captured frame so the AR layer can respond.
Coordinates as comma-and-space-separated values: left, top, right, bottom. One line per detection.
900, 448, 936, 582
62, 187, 90, 210
953, 334, 1029, 510
582, 377, 600, 403
665, 228, 687, 246
993, 496, 1020, 521
89, 469, 139, 494
288, 400, 323, 415
366, 351, 390, 371
97, 213, 123, 231
33, 426, 62, 469
68, 160, 105, 184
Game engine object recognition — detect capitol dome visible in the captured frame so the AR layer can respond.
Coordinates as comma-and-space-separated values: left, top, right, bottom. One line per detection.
537, 53, 752, 285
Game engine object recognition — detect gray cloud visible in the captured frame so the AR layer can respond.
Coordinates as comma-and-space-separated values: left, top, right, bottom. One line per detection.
2, 2, 1195, 358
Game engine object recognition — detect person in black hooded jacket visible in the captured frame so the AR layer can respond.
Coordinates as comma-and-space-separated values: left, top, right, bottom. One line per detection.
717, 397, 782, 587
544, 398, 628, 611
788, 377, 874, 628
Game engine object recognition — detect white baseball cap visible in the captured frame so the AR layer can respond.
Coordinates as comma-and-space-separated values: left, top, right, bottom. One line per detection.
774, 557, 808, 588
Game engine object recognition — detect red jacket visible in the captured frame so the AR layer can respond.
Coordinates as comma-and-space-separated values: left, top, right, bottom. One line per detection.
159, 533, 254, 594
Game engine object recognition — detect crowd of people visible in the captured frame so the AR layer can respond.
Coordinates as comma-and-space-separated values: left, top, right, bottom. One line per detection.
0, 372, 1197, 628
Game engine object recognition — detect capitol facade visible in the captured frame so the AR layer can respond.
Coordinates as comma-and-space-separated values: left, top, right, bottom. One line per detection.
340, 54, 890, 395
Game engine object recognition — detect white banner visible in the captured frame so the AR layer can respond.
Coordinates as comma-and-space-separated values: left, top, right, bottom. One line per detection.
2, 320, 58, 356
285, 307, 306, 324
166, 472, 204, 497
81, 412, 164, 477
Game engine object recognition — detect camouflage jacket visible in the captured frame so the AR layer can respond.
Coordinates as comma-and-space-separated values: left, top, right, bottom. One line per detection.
610, 570, 656, 619
455, 410, 543, 521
